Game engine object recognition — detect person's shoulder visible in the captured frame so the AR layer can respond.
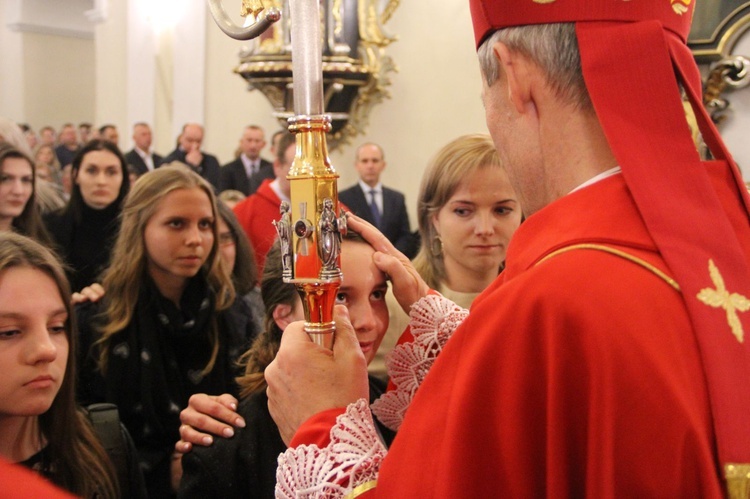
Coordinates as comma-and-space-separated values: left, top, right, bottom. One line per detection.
382, 185, 405, 199
221, 158, 242, 169
123, 149, 137, 160
338, 184, 362, 202
162, 149, 180, 162
203, 152, 220, 165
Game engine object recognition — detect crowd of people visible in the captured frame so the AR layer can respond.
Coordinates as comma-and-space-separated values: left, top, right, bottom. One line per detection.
2, 0, 749, 496
0, 115, 506, 497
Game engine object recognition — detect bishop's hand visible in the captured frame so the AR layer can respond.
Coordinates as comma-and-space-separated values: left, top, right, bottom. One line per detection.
265, 305, 369, 445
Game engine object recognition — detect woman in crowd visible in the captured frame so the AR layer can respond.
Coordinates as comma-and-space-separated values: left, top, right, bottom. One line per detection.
76, 165, 256, 498
370, 133, 522, 377
216, 201, 263, 332
44, 139, 130, 291
34, 144, 63, 185
0, 232, 118, 497
178, 232, 395, 498
0, 145, 52, 245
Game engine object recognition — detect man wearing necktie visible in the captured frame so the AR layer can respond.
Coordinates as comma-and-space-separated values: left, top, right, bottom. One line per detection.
339, 142, 416, 258
220, 125, 274, 195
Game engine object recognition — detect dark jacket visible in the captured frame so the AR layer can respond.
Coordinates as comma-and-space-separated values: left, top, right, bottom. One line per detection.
220, 158, 273, 195
44, 202, 120, 292
179, 376, 395, 499
339, 184, 417, 258
124, 149, 164, 176
163, 148, 221, 190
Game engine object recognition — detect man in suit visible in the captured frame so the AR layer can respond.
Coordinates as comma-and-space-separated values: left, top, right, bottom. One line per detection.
220, 125, 273, 195
163, 123, 221, 190
339, 143, 416, 257
99, 124, 120, 147
54, 123, 79, 168
233, 132, 295, 276
124, 122, 163, 176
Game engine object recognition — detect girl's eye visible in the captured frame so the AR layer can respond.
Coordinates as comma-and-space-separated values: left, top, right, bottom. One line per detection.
49, 326, 67, 335
494, 206, 512, 215
335, 292, 348, 304
453, 207, 471, 217
168, 220, 184, 228
0, 175, 9, 183
371, 290, 386, 301
0, 329, 20, 339
21, 176, 33, 184
105, 168, 119, 176
199, 220, 213, 229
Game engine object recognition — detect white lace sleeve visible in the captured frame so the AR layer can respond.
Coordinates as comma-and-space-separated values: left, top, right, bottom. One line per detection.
275, 399, 387, 499
371, 293, 468, 431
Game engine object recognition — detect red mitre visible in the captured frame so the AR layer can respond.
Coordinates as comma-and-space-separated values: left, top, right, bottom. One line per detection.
469, 0, 750, 481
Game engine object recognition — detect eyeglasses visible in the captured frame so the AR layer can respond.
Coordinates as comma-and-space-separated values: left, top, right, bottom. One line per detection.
218, 231, 235, 246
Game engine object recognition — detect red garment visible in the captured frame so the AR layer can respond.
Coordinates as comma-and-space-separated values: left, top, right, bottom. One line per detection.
0, 458, 76, 498
296, 165, 749, 497
233, 179, 282, 277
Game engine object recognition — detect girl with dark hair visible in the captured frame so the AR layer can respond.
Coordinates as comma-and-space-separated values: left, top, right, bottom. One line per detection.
76, 165, 257, 498
44, 139, 130, 291
178, 232, 395, 498
0, 232, 118, 497
0, 144, 52, 245
216, 201, 264, 333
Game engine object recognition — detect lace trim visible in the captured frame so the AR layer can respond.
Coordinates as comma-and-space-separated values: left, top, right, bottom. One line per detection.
371, 294, 468, 431
275, 399, 388, 499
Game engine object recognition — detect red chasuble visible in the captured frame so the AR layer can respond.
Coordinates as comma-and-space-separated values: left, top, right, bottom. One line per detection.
294, 164, 750, 496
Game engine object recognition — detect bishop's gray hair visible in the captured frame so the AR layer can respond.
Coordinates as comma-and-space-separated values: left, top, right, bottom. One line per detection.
478, 23, 592, 111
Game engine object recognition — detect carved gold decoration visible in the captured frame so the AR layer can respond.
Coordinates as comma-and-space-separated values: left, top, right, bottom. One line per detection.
241, 0, 265, 17
234, 0, 400, 150
702, 55, 750, 125
380, 0, 399, 24
697, 259, 750, 343
725, 463, 750, 499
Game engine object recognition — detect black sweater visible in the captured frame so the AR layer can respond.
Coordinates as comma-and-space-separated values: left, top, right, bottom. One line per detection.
179, 376, 396, 499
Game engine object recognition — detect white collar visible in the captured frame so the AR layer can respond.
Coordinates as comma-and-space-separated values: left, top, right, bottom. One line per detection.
359, 180, 382, 194
569, 166, 622, 194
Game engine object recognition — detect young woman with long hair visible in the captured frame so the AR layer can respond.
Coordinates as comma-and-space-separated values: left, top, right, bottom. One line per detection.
0, 145, 52, 245
76, 164, 257, 498
0, 232, 117, 498
44, 139, 130, 291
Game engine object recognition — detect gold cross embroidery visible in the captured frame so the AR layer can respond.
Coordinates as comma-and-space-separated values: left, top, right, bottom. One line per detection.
696, 259, 750, 343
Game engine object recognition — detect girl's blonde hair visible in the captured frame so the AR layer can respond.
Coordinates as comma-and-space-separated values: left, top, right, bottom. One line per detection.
97, 164, 235, 373
412, 134, 504, 289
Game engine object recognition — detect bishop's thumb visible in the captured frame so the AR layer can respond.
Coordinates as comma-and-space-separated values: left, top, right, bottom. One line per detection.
332, 305, 363, 359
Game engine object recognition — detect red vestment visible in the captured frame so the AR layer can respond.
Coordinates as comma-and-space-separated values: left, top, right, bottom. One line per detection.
233, 179, 282, 277
293, 164, 750, 497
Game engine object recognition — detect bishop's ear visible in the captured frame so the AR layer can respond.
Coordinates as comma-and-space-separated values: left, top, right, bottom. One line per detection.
493, 42, 534, 115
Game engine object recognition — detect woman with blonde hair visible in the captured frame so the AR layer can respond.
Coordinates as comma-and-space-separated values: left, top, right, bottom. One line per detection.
370, 134, 522, 377
0, 232, 118, 497
76, 164, 257, 498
